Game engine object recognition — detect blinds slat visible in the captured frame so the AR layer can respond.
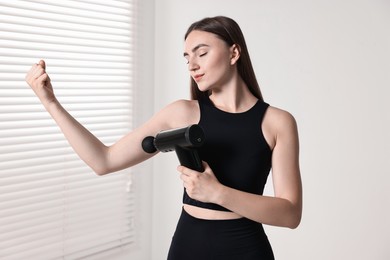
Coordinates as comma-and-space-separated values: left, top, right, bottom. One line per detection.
0, 39, 131, 56
0, 48, 132, 62
0, 74, 132, 82
0, 65, 132, 76
0, 110, 131, 122
0, 57, 132, 69
0, 116, 130, 130
0, 31, 131, 49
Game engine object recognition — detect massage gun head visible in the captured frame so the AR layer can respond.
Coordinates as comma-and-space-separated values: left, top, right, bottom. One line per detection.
142, 125, 205, 154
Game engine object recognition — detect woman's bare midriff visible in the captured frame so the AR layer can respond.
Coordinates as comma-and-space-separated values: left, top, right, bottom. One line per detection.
183, 204, 243, 220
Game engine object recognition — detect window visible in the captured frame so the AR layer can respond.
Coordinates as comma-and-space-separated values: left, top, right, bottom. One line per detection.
0, 1, 137, 259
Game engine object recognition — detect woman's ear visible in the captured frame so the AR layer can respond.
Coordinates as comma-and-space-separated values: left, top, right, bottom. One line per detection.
230, 44, 241, 65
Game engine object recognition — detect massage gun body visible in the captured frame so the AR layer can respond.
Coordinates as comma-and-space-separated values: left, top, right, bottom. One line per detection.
142, 125, 205, 172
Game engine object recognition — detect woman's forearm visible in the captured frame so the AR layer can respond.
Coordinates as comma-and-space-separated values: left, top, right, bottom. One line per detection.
46, 100, 110, 175
216, 186, 302, 229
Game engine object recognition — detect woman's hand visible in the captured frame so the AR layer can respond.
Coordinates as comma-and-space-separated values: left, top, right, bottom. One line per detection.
177, 161, 223, 203
25, 60, 56, 108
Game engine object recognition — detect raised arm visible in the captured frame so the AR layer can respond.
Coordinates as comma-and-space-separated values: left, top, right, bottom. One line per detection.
25, 60, 197, 175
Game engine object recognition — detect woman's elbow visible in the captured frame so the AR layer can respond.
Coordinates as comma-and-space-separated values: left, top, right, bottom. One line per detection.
89, 155, 114, 175
90, 163, 113, 176
288, 216, 301, 229
287, 208, 302, 229
94, 169, 109, 176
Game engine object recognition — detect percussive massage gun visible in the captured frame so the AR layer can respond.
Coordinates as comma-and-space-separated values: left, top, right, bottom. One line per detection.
142, 125, 205, 172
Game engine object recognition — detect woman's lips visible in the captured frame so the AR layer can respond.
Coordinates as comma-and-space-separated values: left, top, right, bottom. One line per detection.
193, 74, 204, 82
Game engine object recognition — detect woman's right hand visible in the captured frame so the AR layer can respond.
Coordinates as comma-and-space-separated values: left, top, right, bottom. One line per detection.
25, 60, 56, 108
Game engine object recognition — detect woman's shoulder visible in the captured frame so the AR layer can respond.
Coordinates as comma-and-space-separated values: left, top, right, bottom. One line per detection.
170, 99, 199, 109
265, 105, 297, 126
157, 99, 200, 127
163, 99, 199, 115
263, 105, 298, 146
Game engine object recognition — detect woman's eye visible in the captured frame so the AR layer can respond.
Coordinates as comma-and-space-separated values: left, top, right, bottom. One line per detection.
199, 52, 207, 57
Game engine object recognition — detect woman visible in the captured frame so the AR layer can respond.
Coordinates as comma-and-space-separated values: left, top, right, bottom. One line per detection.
26, 16, 302, 260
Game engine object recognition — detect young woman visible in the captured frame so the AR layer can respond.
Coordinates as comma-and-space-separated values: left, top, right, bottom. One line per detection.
26, 16, 302, 260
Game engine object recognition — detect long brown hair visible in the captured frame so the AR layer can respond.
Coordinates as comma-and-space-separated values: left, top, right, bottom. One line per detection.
184, 16, 263, 101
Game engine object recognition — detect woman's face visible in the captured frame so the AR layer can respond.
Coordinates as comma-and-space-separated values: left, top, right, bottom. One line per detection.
184, 30, 236, 92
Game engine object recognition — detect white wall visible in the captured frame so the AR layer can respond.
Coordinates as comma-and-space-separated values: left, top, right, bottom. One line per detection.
151, 0, 390, 259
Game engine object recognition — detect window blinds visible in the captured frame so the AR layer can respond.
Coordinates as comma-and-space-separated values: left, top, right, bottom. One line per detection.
0, 1, 137, 259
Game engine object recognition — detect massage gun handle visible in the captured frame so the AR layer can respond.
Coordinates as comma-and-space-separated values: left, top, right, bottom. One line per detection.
175, 146, 204, 172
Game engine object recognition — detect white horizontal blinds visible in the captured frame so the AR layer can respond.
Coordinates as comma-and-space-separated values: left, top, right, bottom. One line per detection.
0, 0, 137, 259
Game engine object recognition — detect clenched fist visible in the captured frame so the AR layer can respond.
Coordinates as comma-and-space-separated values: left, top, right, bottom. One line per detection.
25, 60, 56, 108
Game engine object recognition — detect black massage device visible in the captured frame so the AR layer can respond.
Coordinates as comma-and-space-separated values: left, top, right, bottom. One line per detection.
141, 124, 205, 172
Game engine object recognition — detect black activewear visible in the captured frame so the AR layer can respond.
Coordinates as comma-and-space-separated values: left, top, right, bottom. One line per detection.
168, 96, 274, 259
183, 95, 272, 211
167, 208, 275, 260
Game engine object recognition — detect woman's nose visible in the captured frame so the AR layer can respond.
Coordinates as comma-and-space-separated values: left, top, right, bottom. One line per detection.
188, 58, 200, 71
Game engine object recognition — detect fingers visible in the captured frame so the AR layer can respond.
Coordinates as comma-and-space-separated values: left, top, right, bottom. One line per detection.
29, 62, 44, 77
37, 71, 49, 83
33, 66, 45, 79
179, 170, 196, 192
26, 60, 48, 85
39, 60, 46, 69
177, 165, 196, 182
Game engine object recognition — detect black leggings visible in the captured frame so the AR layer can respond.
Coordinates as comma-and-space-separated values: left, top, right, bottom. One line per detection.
167, 208, 274, 260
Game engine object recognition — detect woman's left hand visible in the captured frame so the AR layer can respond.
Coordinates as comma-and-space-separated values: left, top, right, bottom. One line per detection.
177, 161, 223, 203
